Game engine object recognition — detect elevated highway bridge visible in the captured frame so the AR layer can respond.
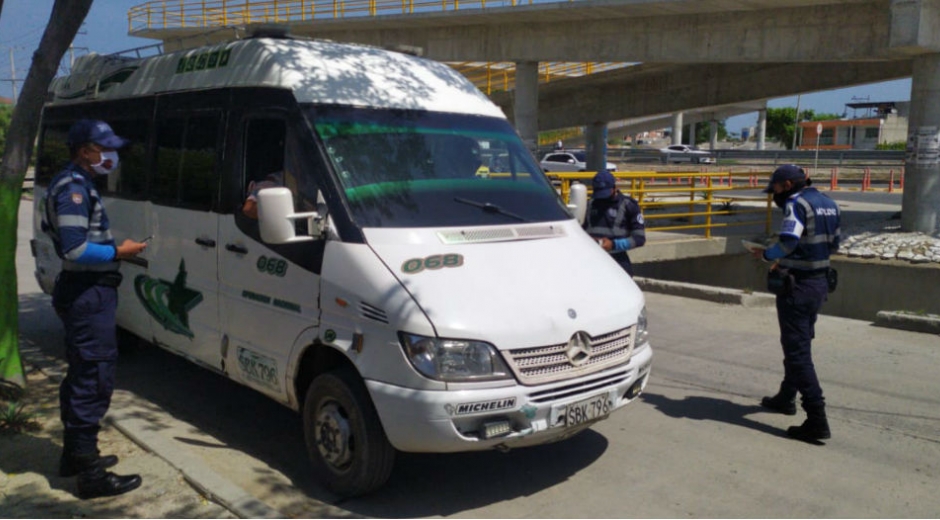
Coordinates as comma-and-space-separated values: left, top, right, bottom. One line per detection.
125, 0, 940, 233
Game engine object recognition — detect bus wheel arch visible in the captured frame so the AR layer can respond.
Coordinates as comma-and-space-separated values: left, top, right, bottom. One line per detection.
295, 344, 396, 497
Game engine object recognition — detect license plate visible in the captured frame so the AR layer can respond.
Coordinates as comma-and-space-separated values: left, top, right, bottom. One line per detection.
553, 392, 614, 429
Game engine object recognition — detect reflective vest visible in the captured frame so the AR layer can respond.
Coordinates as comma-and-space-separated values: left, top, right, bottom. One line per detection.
778, 187, 841, 272
43, 164, 119, 273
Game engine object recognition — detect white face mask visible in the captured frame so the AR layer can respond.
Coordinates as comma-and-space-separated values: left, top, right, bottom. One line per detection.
91, 150, 120, 175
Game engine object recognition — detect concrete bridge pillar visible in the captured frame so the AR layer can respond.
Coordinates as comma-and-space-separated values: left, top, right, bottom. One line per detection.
585, 122, 608, 172
902, 53, 940, 234
514, 61, 539, 155
672, 112, 683, 145
757, 109, 767, 151
689, 122, 697, 146
709, 121, 718, 151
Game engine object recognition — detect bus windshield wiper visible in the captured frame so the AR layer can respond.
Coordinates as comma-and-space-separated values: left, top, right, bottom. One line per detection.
453, 197, 529, 222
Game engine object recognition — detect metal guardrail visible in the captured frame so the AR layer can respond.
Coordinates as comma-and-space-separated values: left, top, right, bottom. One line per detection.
126, 1, 628, 95
609, 148, 906, 166
128, 0, 575, 31
551, 171, 773, 239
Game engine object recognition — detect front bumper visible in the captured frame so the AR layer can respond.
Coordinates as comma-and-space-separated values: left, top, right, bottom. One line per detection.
368, 344, 652, 453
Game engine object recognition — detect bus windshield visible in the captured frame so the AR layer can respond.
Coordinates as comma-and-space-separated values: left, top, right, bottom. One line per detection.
305, 106, 570, 228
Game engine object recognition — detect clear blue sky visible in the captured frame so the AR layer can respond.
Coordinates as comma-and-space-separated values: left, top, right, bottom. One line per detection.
0, 0, 914, 126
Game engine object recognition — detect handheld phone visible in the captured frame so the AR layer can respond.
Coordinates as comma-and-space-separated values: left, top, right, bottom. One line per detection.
140, 235, 153, 243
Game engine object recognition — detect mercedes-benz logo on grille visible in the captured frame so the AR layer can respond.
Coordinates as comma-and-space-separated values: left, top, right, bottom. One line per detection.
566, 331, 593, 367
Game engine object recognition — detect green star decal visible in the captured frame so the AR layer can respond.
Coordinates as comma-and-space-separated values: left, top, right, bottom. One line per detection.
134, 259, 204, 338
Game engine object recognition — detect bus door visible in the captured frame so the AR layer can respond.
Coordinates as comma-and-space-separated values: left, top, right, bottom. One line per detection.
143, 96, 224, 370
219, 107, 325, 399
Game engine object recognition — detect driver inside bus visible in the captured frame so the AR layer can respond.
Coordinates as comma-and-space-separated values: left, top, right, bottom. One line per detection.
242, 170, 284, 219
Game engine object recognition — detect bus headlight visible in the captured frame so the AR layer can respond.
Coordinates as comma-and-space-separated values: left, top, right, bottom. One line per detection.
399, 333, 512, 382
636, 306, 650, 346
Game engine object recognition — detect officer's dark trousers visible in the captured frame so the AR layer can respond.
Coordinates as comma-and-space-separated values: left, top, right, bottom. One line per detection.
53, 280, 119, 457
774, 277, 828, 406
613, 252, 635, 277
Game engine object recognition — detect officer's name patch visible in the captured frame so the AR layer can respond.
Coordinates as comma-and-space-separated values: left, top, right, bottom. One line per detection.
71, 193, 83, 205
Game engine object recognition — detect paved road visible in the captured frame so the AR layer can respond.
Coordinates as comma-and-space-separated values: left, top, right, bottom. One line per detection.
15, 198, 940, 517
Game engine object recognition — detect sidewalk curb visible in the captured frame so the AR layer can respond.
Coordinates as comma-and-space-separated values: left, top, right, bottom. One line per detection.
107, 413, 284, 519
874, 311, 940, 335
637, 277, 940, 335
634, 276, 776, 308
18, 343, 284, 519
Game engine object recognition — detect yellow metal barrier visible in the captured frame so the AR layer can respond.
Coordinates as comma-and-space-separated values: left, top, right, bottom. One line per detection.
551, 171, 773, 239
126, 1, 631, 95
129, 0, 582, 31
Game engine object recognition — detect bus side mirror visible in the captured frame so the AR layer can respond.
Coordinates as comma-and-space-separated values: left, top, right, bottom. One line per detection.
567, 182, 588, 225
257, 187, 324, 243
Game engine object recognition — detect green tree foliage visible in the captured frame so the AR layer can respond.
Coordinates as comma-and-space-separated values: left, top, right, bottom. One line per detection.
684, 121, 727, 145
877, 141, 907, 151
765, 108, 845, 149
0, 104, 12, 152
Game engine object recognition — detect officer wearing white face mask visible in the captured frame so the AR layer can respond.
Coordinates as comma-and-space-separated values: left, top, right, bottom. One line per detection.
43, 119, 147, 499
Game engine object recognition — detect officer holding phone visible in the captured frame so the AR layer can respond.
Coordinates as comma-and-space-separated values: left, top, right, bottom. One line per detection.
44, 120, 148, 498
754, 164, 840, 444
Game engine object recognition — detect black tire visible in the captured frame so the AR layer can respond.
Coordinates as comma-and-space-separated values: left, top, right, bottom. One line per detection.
302, 368, 395, 497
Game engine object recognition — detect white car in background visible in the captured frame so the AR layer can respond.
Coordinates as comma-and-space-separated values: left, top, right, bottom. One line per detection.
540, 151, 617, 172
659, 144, 716, 164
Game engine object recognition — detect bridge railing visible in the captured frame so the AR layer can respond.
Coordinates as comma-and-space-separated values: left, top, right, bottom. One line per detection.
551, 171, 773, 239
128, 0, 571, 31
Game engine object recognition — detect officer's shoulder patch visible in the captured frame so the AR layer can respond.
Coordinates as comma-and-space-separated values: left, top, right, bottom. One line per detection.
71, 192, 83, 205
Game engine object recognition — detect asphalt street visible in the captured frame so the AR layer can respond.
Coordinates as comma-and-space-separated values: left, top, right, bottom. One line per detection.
12, 197, 940, 518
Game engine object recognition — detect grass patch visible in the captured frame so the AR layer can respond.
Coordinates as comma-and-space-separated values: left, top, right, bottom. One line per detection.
0, 400, 42, 435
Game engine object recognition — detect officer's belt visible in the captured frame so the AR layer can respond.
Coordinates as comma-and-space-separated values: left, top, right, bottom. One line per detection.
58, 270, 123, 288
789, 269, 828, 280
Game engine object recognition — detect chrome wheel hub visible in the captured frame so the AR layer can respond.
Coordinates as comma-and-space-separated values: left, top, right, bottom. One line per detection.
315, 402, 352, 468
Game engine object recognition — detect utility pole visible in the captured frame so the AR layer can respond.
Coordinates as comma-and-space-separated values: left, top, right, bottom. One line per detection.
791, 94, 801, 150
8, 47, 18, 103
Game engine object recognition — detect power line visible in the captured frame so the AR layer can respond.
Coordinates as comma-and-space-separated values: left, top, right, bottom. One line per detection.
0, 25, 45, 47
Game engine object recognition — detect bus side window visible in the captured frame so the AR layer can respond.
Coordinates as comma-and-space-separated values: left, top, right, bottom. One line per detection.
107, 118, 150, 199
153, 113, 221, 210
36, 124, 71, 187
242, 118, 286, 202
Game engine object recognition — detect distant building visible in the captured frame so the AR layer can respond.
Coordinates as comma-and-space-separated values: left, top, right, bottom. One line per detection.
797, 101, 908, 150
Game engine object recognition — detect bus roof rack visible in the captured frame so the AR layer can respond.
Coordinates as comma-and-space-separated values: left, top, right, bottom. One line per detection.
246, 23, 293, 40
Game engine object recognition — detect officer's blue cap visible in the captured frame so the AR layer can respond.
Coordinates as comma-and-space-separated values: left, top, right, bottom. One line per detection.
68, 119, 130, 149
592, 169, 617, 199
763, 164, 806, 193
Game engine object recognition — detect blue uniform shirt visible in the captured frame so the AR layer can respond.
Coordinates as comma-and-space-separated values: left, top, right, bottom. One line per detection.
584, 192, 646, 253
763, 187, 840, 272
45, 163, 119, 272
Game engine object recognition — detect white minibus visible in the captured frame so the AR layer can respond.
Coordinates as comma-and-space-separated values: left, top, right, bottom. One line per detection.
32, 33, 652, 497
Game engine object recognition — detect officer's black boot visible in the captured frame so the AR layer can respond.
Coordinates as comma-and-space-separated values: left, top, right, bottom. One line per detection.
760, 383, 797, 415
787, 402, 831, 443
75, 454, 142, 499
59, 449, 119, 477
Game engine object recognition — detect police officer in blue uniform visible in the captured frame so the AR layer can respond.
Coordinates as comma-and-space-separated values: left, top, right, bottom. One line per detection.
45, 120, 148, 498
584, 170, 646, 277
754, 164, 840, 443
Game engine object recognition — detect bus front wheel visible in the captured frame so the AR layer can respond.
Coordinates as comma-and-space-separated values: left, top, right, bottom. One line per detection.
302, 368, 395, 497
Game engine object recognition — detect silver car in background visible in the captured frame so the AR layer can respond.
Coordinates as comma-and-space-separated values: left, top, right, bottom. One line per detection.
659, 144, 716, 164
540, 151, 617, 172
